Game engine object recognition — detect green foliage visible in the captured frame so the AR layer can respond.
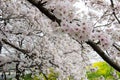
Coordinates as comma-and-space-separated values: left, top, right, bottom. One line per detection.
9, 62, 120, 80
16, 67, 75, 80
21, 73, 33, 80
86, 61, 120, 80
17, 68, 59, 80
47, 68, 59, 80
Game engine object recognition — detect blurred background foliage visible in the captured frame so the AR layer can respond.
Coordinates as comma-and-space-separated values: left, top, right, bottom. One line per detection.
9, 61, 120, 80
86, 61, 120, 80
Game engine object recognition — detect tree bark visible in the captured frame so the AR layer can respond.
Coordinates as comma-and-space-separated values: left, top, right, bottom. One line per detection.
86, 40, 120, 72
0, 41, 2, 54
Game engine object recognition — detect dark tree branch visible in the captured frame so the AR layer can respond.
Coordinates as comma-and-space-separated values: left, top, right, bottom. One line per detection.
2, 39, 29, 54
0, 60, 21, 67
27, 0, 61, 25
27, 0, 120, 72
0, 41, 2, 54
49, 60, 59, 68
113, 43, 120, 51
86, 40, 120, 72
110, 0, 120, 24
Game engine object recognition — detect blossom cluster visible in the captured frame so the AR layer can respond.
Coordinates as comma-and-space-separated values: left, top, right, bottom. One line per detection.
50, 0, 113, 50
60, 20, 93, 42
91, 31, 113, 50
45, 0, 79, 21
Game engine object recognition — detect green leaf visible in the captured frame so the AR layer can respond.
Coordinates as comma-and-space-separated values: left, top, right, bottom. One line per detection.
86, 61, 120, 80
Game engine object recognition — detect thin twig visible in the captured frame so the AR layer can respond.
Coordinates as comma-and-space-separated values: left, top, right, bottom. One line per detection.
113, 43, 120, 51
110, 0, 120, 24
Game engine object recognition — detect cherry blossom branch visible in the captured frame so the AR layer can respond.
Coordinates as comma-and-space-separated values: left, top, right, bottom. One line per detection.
86, 40, 120, 72
49, 60, 59, 68
110, 0, 120, 24
93, 9, 110, 27
0, 15, 25, 21
94, 21, 113, 28
27, 0, 120, 72
0, 60, 21, 67
1, 38, 48, 79
27, 0, 61, 25
2, 39, 30, 54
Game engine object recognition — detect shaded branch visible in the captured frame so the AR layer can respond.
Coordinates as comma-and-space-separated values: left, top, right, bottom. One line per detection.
27, 0, 61, 25
86, 40, 120, 72
113, 43, 120, 51
94, 21, 113, 28
0, 41, 2, 54
0, 60, 21, 67
49, 60, 59, 68
2, 39, 29, 54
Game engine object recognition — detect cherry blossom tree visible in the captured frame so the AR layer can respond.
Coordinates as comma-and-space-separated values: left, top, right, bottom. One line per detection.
0, 0, 120, 80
